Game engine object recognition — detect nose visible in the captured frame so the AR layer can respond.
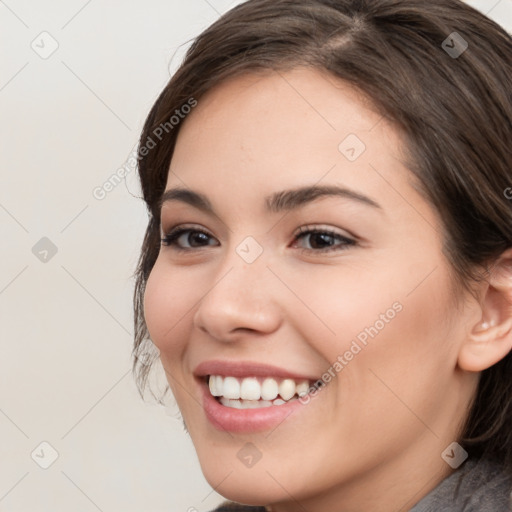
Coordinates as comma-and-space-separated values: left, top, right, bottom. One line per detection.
192, 252, 283, 343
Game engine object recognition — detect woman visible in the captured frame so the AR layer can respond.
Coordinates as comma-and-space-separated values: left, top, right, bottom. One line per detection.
132, 0, 512, 510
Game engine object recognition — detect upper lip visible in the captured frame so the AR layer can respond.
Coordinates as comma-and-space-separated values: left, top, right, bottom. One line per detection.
194, 360, 318, 382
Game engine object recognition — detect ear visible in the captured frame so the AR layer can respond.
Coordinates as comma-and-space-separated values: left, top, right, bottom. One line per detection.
458, 248, 512, 372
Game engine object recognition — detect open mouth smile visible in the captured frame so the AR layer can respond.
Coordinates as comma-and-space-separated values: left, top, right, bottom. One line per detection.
194, 360, 320, 432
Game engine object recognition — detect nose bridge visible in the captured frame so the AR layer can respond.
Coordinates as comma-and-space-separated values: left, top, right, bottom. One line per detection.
193, 235, 281, 340
213, 232, 272, 298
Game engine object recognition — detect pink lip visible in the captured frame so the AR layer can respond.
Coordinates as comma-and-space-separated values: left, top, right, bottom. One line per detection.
194, 359, 318, 381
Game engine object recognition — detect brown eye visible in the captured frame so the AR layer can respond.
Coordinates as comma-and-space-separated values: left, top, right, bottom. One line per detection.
161, 227, 217, 251
292, 226, 356, 254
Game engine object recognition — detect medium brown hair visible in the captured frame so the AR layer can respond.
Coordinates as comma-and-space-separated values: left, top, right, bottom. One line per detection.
132, 0, 512, 470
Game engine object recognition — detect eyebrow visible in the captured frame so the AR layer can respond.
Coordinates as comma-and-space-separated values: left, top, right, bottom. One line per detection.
158, 184, 383, 215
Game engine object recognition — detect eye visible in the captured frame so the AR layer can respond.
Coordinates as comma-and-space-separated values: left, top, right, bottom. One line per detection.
160, 225, 217, 252
291, 225, 357, 254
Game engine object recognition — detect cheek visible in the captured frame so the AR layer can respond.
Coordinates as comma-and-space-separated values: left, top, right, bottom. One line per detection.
286, 261, 404, 361
142, 260, 195, 353
337, 262, 460, 420
301, 254, 458, 407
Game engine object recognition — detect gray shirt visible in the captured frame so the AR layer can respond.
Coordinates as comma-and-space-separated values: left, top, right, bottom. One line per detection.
213, 457, 512, 511
410, 457, 512, 511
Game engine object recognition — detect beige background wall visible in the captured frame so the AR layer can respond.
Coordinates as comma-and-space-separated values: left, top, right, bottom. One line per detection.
1, 1, 510, 510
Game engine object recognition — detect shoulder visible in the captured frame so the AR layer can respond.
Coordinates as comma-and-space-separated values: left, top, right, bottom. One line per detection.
411, 456, 512, 511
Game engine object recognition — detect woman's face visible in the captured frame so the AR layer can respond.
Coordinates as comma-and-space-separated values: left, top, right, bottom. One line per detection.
143, 68, 480, 509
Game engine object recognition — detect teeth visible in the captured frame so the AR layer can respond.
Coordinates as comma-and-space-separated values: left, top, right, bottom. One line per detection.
296, 381, 309, 397
240, 377, 261, 400
278, 379, 296, 401
208, 375, 310, 403
214, 375, 223, 396
209, 376, 217, 396
260, 378, 278, 400
222, 376, 240, 399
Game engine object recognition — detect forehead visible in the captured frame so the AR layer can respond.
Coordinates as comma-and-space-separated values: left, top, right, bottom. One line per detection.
173, 67, 390, 155
165, 68, 433, 226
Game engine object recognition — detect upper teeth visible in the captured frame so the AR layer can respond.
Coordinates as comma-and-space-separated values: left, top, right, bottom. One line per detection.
208, 375, 310, 401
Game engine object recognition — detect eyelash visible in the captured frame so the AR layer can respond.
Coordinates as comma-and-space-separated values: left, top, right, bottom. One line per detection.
160, 224, 357, 254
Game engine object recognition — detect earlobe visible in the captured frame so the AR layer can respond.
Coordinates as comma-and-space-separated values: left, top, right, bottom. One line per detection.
457, 248, 512, 372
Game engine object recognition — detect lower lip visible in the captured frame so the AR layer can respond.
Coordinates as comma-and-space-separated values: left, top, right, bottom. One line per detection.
200, 381, 307, 433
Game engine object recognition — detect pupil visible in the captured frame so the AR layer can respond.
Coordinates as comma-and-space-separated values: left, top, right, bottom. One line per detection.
311, 233, 332, 249
191, 232, 208, 246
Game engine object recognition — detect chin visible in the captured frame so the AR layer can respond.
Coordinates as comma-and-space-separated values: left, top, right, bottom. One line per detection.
202, 471, 276, 507
195, 447, 286, 506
